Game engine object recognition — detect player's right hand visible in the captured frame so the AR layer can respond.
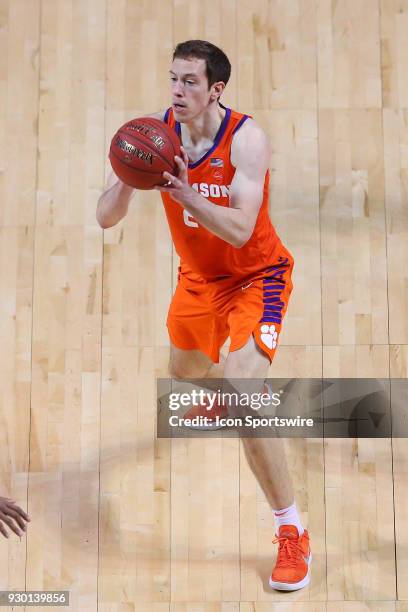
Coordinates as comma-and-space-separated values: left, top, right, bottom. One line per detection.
0, 497, 31, 538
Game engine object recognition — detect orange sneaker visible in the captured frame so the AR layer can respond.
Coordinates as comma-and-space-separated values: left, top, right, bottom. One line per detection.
182, 394, 229, 430
269, 525, 312, 591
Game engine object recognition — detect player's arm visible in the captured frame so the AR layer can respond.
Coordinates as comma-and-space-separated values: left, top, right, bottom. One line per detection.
96, 110, 167, 228
227, 120, 271, 246
157, 120, 270, 247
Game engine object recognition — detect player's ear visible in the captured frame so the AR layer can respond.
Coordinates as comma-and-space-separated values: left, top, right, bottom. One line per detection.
211, 81, 225, 102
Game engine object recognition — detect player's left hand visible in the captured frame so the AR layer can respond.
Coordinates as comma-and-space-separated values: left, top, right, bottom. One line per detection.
154, 146, 193, 205
0, 496, 31, 538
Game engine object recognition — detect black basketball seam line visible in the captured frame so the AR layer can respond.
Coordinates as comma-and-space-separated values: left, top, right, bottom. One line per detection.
116, 130, 176, 170
109, 148, 169, 176
123, 117, 181, 161
133, 117, 180, 157
122, 118, 180, 157
120, 120, 180, 168
110, 148, 164, 175
135, 125, 180, 167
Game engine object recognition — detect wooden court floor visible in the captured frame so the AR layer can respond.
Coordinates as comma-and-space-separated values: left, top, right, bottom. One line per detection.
1, 0, 408, 610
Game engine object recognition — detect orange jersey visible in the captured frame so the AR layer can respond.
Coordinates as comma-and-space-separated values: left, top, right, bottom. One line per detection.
161, 103, 284, 280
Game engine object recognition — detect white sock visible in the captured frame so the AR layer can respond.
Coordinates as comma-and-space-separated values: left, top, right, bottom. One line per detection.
273, 501, 304, 536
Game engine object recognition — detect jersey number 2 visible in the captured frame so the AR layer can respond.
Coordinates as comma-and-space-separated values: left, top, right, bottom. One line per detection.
183, 210, 199, 228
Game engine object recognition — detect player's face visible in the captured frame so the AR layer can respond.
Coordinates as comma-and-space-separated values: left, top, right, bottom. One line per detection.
170, 58, 213, 121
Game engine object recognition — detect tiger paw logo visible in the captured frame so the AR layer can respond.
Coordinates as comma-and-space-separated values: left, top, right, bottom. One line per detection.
260, 324, 278, 349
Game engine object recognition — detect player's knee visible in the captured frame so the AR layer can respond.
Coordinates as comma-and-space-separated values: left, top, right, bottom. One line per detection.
168, 362, 185, 379
168, 360, 209, 380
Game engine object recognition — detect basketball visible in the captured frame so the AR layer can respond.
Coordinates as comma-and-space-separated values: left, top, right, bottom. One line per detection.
109, 117, 182, 190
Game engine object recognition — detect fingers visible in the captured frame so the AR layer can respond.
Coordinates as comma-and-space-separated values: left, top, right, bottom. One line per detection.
163, 171, 182, 188
163, 171, 175, 182
0, 514, 24, 537
155, 148, 188, 192
3, 500, 30, 522
0, 523, 9, 538
154, 159, 187, 193
180, 145, 189, 164
0, 499, 31, 539
14, 506, 30, 522
5, 507, 29, 531
174, 155, 188, 174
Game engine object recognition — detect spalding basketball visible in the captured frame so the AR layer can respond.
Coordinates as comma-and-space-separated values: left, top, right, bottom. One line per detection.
109, 117, 182, 190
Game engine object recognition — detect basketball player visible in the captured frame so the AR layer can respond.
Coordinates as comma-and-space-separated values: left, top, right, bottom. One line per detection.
0, 496, 30, 538
97, 40, 312, 591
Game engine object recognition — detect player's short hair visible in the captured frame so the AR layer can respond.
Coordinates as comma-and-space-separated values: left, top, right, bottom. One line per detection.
172, 40, 231, 93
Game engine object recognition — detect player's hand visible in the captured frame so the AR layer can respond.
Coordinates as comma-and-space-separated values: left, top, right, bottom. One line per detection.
154, 146, 193, 205
0, 496, 31, 538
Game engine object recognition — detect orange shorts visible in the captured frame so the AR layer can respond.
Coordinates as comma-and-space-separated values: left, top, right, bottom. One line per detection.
167, 249, 294, 363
